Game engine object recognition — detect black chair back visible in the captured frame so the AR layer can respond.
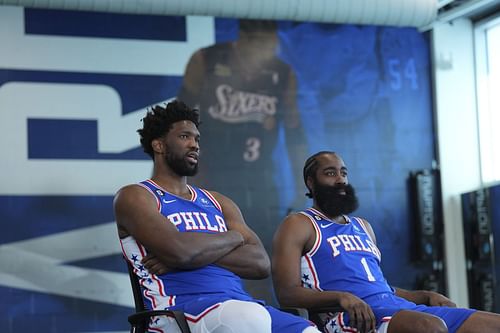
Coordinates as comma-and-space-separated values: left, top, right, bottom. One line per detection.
125, 259, 191, 333
280, 306, 343, 331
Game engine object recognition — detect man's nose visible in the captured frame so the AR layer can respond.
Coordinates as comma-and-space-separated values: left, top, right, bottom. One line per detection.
336, 175, 347, 185
190, 138, 199, 150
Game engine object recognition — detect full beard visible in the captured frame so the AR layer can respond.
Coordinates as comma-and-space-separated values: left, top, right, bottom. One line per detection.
165, 152, 198, 177
314, 182, 359, 218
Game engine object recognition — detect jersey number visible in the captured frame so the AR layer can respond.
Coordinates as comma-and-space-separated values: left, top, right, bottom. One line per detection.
388, 58, 418, 90
360, 257, 376, 282
243, 137, 261, 162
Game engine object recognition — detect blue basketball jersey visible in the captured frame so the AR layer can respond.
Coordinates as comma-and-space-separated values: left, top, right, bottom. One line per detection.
120, 179, 251, 313
300, 208, 393, 299
300, 208, 476, 332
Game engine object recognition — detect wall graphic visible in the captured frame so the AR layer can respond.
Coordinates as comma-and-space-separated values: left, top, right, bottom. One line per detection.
277, 22, 435, 285
0, 7, 435, 332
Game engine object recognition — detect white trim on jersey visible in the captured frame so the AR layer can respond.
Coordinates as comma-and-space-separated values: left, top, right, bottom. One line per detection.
299, 211, 322, 257
187, 184, 198, 202
308, 207, 330, 221
308, 208, 350, 227
137, 182, 161, 211
119, 236, 174, 309
146, 179, 196, 201
299, 210, 324, 291
301, 255, 323, 291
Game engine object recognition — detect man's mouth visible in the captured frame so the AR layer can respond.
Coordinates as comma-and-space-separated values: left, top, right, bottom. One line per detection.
334, 185, 347, 195
186, 152, 199, 164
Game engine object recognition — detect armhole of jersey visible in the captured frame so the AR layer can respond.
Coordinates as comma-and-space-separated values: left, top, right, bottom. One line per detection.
199, 188, 223, 213
354, 217, 382, 259
137, 182, 161, 212
299, 211, 322, 257
353, 217, 374, 243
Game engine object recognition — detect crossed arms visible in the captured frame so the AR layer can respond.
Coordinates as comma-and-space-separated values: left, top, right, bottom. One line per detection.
113, 184, 270, 279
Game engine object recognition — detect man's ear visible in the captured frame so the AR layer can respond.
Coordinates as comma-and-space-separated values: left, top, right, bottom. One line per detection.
306, 176, 313, 194
151, 138, 164, 155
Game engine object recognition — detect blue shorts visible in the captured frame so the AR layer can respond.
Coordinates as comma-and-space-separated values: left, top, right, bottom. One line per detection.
338, 292, 475, 333
267, 305, 316, 333
169, 293, 314, 333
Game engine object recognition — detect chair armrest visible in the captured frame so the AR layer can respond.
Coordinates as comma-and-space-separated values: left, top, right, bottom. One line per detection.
307, 306, 343, 315
280, 306, 344, 330
128, 309, 190, 333
279, 306, 344, 317
279, 307, 309, 319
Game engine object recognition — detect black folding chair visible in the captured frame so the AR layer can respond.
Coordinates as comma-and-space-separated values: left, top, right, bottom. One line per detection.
307, 307, 344, 331
281, 306, 344, 331
126, 260, 191, 333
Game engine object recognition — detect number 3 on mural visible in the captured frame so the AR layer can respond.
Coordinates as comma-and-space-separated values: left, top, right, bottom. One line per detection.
361, 257, 376, 281
243, 137, 261, 162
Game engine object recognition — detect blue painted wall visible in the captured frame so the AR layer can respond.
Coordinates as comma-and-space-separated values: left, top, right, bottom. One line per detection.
0, 7, 435, 332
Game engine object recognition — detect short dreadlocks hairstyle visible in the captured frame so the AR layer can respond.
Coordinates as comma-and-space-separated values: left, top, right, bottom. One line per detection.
137, 100, 200, 159
303, 151, 336, 198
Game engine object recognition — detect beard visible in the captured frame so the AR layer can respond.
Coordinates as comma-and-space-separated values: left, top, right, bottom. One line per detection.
165, 151, 198, 177
313, 180, 359, 217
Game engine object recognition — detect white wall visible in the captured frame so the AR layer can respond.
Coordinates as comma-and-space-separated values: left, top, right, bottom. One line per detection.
431, 18, 481, 307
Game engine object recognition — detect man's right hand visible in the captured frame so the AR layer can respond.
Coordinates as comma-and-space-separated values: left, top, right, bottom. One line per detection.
227, 229, 245, 246
339, 292, 376, 333
142, 253, 170, 275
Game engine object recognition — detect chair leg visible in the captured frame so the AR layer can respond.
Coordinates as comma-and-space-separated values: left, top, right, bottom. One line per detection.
130, 323, 146, 333
172, 311, 191, 333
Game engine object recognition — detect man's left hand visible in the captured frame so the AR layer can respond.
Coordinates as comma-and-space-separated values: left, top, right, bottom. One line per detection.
428, 292, 456, 307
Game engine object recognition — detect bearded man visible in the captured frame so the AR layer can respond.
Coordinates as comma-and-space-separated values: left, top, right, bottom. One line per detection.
272, 151, 500, 333
114, 100, 321, 333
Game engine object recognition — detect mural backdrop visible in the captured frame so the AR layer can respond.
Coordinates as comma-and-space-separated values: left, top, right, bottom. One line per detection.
0, 7, 435, 332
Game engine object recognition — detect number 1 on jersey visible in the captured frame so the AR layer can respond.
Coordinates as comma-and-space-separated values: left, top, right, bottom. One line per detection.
361, 257, 376, 282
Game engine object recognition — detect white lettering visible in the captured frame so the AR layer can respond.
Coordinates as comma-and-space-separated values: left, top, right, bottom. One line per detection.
199, 212, 218, 232
180, 212, 198, 230
355, 235, 372, 252
168, 211, 225, 232
192, 212, 207, 230
0, 8, 216, 196
327, 236, 342, 257
338, 235, 357, 251
208, 85, 277, 123
215, 215, 228, 232
0, 8, 214, 76
327, 233, 380, 259
366, 239, 381, 259
348, 235, 363, 251
167, 213, 182, 226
